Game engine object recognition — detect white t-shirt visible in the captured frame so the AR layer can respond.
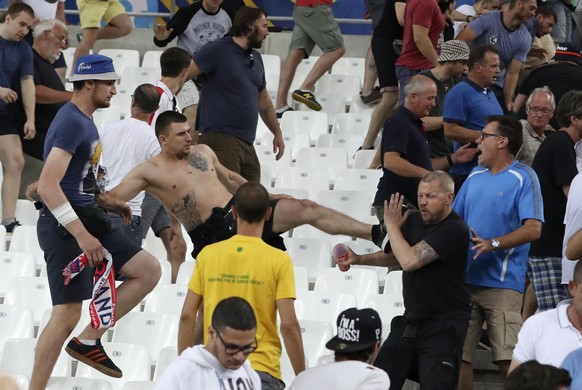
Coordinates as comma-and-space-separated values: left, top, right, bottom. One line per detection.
512, 299, 582, 367
562, 172, 582, 284
154, 345, 261, 390
150, 80, 180, 129
288, 360, 390, 390
99, 117, 161, 216
23, 0, 65, 21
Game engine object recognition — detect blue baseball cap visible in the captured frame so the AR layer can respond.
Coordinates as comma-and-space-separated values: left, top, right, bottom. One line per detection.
70, 54, 120, 82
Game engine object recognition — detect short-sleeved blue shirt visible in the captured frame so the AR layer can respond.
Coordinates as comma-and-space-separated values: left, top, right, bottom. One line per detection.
373, 105, 432, 206
452, 161, 544, 293
0, 37, 33, 111
443, 79, 503, 175
43, 102, 101, 206
194, 37, 266, 144
468, 11, 532, 88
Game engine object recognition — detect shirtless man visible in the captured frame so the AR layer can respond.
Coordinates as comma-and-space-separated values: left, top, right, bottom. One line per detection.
108, 111, 384, 257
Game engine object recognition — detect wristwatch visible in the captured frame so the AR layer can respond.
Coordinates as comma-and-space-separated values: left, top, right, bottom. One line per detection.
491, 239, 501, 251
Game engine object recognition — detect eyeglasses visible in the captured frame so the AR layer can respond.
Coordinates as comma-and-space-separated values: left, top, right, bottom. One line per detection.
214, 327, 258, 355
528, 106, 553, 115
248, 52, 254, 69
480, 131, 504, 141
46, 30, 68, 45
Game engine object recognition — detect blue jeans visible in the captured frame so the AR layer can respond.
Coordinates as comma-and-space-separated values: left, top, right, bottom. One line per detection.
109, 213, 143, 247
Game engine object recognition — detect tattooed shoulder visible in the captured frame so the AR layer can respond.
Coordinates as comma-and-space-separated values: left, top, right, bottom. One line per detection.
187, 151, 209, 172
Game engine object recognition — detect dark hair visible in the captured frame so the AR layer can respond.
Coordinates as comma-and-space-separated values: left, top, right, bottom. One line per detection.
6, 2, 34, 19
486, 115, 523, 156
133, 84, 160, 114
504, 360, 571, 390
468, 44, 499, 70
334, 344, 376, 363
234, 182, 270, 224
160, 47, 191, 78
556, 90, 582, 128
536, 5, 557, 21
155, 111, 187, 138
229, 6, 267, 37
212, 297, 257, 332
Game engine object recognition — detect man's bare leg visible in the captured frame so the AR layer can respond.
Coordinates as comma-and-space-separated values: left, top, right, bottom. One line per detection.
361, 45, 377, 96
496, 360, 510, 377
95, 13, 132, 40
275, 49, 305, 110
458, 361, 474, 390
272, 199, 374, 241
70, 28, 98, 77
29, 302, 83, 390
298, 46, 346, 92
522, 282, 538, 321
158, 226, 187, 283
0, 135, 25, 227
30, 251, 160, 389
361, 89, 398, 149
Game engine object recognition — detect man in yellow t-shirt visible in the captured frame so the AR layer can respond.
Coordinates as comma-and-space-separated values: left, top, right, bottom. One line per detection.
179, 182, 306, 390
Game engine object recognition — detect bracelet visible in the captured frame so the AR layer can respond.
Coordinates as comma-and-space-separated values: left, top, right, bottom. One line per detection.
52, 201, 79, 226
447, 154, 454, 166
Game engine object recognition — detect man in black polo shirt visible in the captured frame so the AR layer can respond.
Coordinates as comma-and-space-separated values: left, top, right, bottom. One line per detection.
372, 74, 476, 221
342, 171, 471, 390
11, 19, 72, 196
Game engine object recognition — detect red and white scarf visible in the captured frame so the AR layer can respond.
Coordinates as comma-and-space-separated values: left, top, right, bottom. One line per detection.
63, 251, 117, 329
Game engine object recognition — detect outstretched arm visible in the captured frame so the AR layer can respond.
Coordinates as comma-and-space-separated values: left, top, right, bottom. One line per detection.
108, 163, 149, 202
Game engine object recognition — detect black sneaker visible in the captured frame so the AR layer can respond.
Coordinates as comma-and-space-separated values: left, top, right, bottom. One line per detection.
65, 337, 123, 378
4, 220, 21, 233
276, 106, 294, 119
371, 223, 388, 249
292, 90, 322, 111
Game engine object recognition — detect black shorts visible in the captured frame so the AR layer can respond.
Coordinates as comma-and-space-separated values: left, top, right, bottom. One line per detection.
187, 198, 285, 258
371, 35, 399, 89
37, 209, 142, 305
0, 110, 20, 136
374, 314, 469, 390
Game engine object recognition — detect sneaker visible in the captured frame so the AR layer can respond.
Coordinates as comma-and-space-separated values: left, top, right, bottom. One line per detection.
65, 337, 123, 378
360, 87, 382, 105
3, 220, 21, 233
292, 90, 322, 111
371, 223, 388, 249
276, 106, 294, 119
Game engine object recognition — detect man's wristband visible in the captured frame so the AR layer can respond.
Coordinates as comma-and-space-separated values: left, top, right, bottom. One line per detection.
447, 154, 454, 166
52, 201, 79, 226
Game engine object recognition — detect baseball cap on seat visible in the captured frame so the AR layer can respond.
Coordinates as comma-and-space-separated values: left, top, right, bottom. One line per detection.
325, 308, 382, 353
69, 54, 120, 82
553, 42, 582, 65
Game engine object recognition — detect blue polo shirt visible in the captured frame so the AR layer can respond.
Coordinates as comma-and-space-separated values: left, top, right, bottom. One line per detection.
452, 161, 544, 293
444, 79, 503, 176
374, 105, 432, 207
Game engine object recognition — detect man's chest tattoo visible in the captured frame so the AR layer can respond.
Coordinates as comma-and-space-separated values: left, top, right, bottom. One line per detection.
187, 152, 209, 172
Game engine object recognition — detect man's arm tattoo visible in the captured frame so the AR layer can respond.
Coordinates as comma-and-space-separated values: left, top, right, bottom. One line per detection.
412, 240, 440, 267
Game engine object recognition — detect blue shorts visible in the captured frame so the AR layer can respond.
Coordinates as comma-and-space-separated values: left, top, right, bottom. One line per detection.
37, 209, 142, 305
0, 110, 20, 136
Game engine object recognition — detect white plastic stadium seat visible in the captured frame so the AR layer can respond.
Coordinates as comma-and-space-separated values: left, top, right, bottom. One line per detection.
284, 237, 332, 284
3, 277, 52, 325
141, 50, 163, 68
334, 169, 383, 203
47, 377, 114, 390
315, 190, 371, 221
274, 166, 330, 201
0, 337, 71, 377
98, 49, 140, 75
8, 225, 44, 268
143, 284, 187, 316
314, 267, 379, 307
294, 291, 357, 324
331, 57, 366, 82
152, 346, 177, 381
0, 305, 34, 353
298, 320, 334, 367
280, 111, 329, 146
295, 147, 348, 184
0, 251, 36, 298
316, 74, 361, 105
332, 113, 372, 137
316, 133, 365, 167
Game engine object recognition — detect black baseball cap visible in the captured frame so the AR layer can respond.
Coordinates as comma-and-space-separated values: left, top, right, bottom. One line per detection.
325, 308, 382, 353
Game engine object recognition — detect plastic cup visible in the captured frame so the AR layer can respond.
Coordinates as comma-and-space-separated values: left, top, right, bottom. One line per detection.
333, 243, 350, 272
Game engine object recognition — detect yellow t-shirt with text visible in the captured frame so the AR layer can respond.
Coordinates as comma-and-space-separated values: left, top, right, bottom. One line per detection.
188, 234, 296, 379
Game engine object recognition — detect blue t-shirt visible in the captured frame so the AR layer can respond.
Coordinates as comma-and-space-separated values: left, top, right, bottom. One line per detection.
444, 79, 503, 175
0, 37, 33, 112
452, 161, 544, 293
468, 11, 531, 88
561, 348, 582, 390
43, 102, 101, 206
194, 36, 266, 144
374, 106, 432, 206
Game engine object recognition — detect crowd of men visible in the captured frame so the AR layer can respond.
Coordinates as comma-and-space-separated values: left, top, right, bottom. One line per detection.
2, 0, 582, 388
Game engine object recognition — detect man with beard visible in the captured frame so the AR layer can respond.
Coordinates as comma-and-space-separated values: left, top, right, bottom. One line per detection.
189, 6, 284, 182
338, 171, 471, 390
29, 54, 161, 390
